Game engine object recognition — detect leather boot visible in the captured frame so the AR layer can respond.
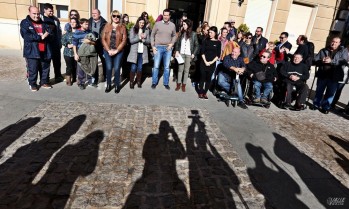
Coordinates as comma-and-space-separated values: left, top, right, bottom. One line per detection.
66, 75, 72, 86
136, 71, 142, 88
175, 83, 181, 91
181, 84, 186, 92
130, 72, 135, 89
105, 84, 112, 93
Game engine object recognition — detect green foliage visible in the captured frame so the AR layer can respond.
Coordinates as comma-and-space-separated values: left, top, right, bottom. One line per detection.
126, 22, 135, 31
148, 15, 155, 28
237, 23, 250, 33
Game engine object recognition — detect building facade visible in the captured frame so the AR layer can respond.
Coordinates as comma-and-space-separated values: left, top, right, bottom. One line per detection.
0, 0, 347, 52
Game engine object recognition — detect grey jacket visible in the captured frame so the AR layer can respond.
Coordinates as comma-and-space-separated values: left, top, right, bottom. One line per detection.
174, 32, 199, 60
127, 27, 151, 64
78, 33, 98, 76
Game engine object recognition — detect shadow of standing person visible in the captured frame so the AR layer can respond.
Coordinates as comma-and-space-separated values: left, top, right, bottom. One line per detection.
274, 133, 349, 208
246, 143, 308, 209
326, 135, 349, 175
123, 121, 190, 208
12, 130, 105, 209
186, 110, 245, 208
0, 115, 86, 207
0, 117, 41, 159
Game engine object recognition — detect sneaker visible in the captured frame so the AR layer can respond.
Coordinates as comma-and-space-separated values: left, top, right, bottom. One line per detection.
237, 101, 248, 109
198, 94, 203, 99
253, 98, 260, 103
79, 84, 85, 90
164, 85, 170, 90
293, 104, 303, 111
282, 103, 292, 109
30, 85, 38, 92
203, 94, 208, 100
88, 83, 98, 88
260, 98, 270, 104
41, 84, 52, 89
151, 84, 156, 89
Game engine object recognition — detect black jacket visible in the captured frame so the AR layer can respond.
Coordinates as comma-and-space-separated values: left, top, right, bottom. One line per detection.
275, 41, 292, 63
252, 35, 268, 58
20, 15, 52, 59
280, 62, 309, 84
314, 47, 342, 80
247, 60, 277, 83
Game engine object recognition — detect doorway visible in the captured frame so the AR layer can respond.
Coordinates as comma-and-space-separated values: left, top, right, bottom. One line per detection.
168, 0, 207, 30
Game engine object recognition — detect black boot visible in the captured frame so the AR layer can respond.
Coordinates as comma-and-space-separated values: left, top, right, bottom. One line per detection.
105, 84, 112, 93
115, 86, 121, 94
136, 71, 142, 88
130, 72, 135, 89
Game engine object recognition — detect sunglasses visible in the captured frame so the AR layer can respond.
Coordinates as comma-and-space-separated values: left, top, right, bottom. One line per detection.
279, 36, 285, 39
246, 37, 252, 39
112, 15, 121, 18
260, 55, 268, 59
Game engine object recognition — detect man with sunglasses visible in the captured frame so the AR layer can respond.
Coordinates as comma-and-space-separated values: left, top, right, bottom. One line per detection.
275, 32, 292, 64
42, 3, 63, 83
88, 9, 107, 85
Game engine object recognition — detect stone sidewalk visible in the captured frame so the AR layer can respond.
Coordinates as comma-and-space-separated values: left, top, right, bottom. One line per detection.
0, 102, 265, 209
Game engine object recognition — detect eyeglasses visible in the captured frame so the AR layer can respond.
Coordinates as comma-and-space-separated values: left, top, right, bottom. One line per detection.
231, 22, 235, 23
279, 36, 285, 39
246, 37, 252, 39
112, 15, 121, 18
260, 55, 268, 59
256, 30, 262, 33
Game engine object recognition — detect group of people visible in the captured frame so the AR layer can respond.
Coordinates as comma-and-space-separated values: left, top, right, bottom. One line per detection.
20, 5, 349, 114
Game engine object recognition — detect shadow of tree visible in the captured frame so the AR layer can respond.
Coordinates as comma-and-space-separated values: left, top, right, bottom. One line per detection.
0, 117, 41, 158
0, 115, 102, 208
123, 120, 190, 208
186, 110, 245, 208
246, 143, 307, 209
274, 133, 349, 208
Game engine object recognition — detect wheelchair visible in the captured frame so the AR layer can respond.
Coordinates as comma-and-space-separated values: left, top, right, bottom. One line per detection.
243, 78, 274, 108
210, 63, 241, 107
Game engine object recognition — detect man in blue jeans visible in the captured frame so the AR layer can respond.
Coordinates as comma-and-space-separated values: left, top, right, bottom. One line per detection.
219, 47, 248, 109
150, 9, 177, 90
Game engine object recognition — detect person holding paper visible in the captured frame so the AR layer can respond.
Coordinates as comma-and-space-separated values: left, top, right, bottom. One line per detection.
174, 19, 199, 92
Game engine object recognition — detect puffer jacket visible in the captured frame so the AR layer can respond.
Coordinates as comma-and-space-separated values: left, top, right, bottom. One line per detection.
101, 23, 127, 52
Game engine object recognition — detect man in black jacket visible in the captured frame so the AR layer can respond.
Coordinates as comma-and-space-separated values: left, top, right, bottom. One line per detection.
247, 51, 277, 104
42, 3, 63, 83
251, 27, 268, 60
89, 9, 107, 85
275, 32, 292, 64
280, 53, 310, 110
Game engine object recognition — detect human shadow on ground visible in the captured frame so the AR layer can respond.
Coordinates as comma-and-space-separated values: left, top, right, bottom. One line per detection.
246, 143, 307, 209
274, 133, 349, 208
186, 110, 246, 208
0, 115, 89, 208
326, 135, 349, 175
0, 117, 41, 158
123, 120, 190, 208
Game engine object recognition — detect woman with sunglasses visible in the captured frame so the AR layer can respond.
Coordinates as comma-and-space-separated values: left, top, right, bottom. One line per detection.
127, 17, 150, 89
199, 26, 221, 100
63, 9, 80, 34
62, 18, 80, 85
101, 10, 127, 93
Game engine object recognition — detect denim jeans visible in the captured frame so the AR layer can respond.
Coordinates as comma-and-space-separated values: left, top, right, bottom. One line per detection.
104, 50, 124, 87
332, 83, 346, 108
131, 53, 143, 73
253, 80, 273, 99
152, 45, 172, 85
313, 78, 338, 110
218, 72, 243, 101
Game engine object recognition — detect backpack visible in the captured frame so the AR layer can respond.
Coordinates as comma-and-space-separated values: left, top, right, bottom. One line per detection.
305, 41, 315, 67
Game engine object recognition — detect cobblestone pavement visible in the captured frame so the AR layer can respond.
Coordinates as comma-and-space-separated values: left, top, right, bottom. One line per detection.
251, 108, 349, 188
0, 54, 26, 81
0, 102, 265, 209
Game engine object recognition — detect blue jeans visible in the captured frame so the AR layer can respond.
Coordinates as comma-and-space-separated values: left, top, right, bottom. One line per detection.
253, 80, 273, 99
313, 78, 338, 110
131, 53, 143, 73
218, 72, 243, 101
104, 50, 124, 87
152, 45, 172, 85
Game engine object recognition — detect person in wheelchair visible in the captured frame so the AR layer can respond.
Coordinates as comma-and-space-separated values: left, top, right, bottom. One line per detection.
280, 53, 310, 110
218, 47, 248, 109
246, 51, 277, 104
